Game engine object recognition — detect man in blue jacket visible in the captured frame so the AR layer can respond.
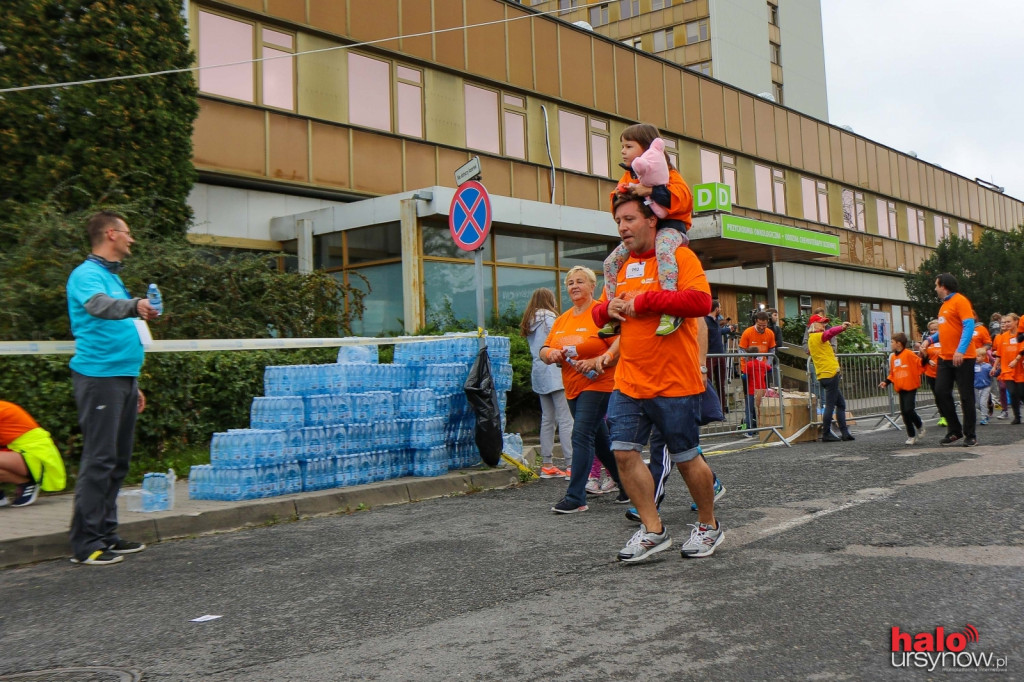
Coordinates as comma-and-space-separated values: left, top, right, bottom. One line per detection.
67, 211, 160, 566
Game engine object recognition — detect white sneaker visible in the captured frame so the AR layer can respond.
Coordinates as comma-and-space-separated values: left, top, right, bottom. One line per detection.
917, 426, 926, 438
998, 412, 1008, 420
905, 436, 917, 445
585, 477, 601, 495
599, 473, 619, 494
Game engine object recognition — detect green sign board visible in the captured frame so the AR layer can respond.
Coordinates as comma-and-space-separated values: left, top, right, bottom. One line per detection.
720, 215, 840, 256
693, 182, 732, 213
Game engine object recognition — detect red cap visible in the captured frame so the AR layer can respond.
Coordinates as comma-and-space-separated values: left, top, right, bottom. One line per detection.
808, 314, 829, 325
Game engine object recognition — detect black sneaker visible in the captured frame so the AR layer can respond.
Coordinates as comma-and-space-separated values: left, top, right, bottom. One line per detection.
70, 550, 124, 566
614, 491, 630, 504
11, 481, 39, 507
962, 436, 978, 447
820, 433, 841, 442
840, 431, 855, 441
939, 433, 963, 446
551, 498, 588, 514
0, 490, 8, 508
108, 539, 146, 554
624, 507, 641, 522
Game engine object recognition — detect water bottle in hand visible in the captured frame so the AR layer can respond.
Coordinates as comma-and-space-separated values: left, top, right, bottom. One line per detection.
566, 357, 598, 380
147, 283, 163, 315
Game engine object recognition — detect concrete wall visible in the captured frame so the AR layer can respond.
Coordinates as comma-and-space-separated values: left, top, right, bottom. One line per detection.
779, 0, 829, 121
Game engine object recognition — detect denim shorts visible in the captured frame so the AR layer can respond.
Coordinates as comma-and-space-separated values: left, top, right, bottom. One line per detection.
607, 390, 701, 463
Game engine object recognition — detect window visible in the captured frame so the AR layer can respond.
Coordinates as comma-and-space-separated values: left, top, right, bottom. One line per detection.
687, 61, 712, 76
589, 3, 609, 26
906, 208, 926, 244
824, 298, 849, 322
663, 137, 679, 171
768, 3, 779, 26
772, 81, 783, 105
875, 199, 897, 238
652, 0, 670, 9
653, 28, 674, 52
559, 0, 581, 10
700, 149, 737, 200
957, 221, 973, 241
755, 164, 785, 213
559, 111, 609, 176
348, 53, 423, 137
841, 189, 866, 231
620, 0, 640, 19
801, 178, 828, 223
197, 12, 296, 111
502, 94, 527, 160
464, 84, 500, 154
770, 42, 781, 65
686, 19, 709, 44
933, 215, 951, 243
623, 36, 642, 49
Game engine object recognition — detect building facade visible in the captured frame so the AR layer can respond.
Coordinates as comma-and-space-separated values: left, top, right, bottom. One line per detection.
526, 0, 827, 120
185, 0, 1024, 339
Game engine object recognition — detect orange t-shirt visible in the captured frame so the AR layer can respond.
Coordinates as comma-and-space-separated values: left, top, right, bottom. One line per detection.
992, 332, 1016, 381
936, 293, 974, 360
888, 349, 922, 392
739, 325, 776, 373
1016, 318, 1024, 382
609, 167, 693, 228
969, 325, 991, 355
0, 401, 39, 446
613, 247, 710, 399
922, 342, 941, 379
543, 301, 615, 400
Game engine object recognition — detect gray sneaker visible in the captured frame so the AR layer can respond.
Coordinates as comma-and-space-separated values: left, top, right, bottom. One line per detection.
616, 524, 671, 563
680, 522, 724, 558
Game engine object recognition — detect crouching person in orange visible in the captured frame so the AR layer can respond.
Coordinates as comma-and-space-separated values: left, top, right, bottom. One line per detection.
0, 401, 67, 507
879, 333, 925, 445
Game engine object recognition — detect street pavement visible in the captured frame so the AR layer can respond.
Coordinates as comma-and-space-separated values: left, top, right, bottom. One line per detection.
1, 417, 1022, 681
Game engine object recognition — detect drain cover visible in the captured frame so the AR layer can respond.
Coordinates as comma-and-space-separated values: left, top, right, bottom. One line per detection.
0, 667, 141, 682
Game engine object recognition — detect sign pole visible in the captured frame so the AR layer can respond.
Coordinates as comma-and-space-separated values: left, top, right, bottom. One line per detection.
474, 248, 486, 349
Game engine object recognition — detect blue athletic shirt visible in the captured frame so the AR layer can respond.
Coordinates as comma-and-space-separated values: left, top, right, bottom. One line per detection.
67, 259, 145, 377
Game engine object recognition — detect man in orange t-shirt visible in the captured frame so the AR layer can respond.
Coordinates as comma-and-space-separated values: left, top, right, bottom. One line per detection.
919, 273, 976, 446
592, 195, 720, 563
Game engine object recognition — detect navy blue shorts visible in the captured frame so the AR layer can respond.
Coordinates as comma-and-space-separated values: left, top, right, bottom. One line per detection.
607, 391, 701, 463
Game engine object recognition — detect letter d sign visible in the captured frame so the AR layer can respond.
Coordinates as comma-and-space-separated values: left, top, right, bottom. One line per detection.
693, 182, 732, 214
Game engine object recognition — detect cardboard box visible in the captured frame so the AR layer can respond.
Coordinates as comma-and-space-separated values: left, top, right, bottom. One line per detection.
759, 392, 817, 443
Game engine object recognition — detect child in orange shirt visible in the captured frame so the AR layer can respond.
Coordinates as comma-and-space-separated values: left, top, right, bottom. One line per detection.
880, 333, 924, 444
600, 123, 693, 338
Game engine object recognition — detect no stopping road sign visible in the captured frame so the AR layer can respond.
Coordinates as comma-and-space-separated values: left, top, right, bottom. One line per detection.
449, 180, 492, 252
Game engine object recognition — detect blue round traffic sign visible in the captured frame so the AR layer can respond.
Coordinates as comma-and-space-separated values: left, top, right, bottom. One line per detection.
449, 181, 492, 251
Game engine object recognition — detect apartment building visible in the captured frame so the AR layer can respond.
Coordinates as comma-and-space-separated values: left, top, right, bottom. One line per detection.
527, 0, 827, 120
186, 0, 1023, 338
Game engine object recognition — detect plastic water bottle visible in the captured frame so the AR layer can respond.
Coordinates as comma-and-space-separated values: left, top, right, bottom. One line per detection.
146, 283, 163, 315
566, 357, 598, 380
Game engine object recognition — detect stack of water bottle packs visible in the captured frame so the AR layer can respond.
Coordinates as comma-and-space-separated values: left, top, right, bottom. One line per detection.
189, 335, 514, 500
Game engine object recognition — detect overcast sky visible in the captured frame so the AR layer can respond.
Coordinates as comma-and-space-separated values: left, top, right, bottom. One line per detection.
820, 0, 1024, 203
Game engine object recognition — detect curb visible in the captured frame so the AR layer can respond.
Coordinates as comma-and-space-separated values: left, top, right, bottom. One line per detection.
0, 467, 523, 569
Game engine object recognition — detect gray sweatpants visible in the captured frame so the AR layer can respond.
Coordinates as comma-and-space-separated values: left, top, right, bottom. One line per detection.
69, 371, 138, 559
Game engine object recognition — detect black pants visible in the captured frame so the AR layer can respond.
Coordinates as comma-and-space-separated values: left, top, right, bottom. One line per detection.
898, 389, 923, 437
70, 372, 138, 559
1007, 380, 1023, 421
935, 358, 976, 439
820, 374, 847, 431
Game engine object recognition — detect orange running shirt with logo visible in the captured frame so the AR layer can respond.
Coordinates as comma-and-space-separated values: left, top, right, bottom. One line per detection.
0, 401, 40, 447
613, 247, 710, 399
969, 324, 991, 355
992, 332, 1015, 381
922, 342, 941, 379
544, 301, 615, 400
888, 349, 922, 392
936, 292, 974, 361
739, 325, 776, 373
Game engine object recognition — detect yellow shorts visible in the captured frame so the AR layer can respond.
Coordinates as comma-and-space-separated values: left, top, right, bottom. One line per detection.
8, 427, 66, 492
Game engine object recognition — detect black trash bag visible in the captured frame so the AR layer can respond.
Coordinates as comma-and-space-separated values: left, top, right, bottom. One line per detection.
700, 381, 725, 425
464, 346, 504, 467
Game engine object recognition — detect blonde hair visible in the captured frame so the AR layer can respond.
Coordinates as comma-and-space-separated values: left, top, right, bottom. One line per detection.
564, 266, 597, 289
519, 288, 558, 337
976, 347, 988, 361
927, 319, 940, 331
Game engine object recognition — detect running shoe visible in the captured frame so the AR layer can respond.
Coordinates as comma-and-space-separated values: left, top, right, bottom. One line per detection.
625, 507, 641, 522
539, 466, 566, 479
918, 426, 926, 438
11, 480, 39, 507
597, 322, 620, 339
997, 412, 1007, 420
680, 522, 725, 558
0, 491, 8, 508
905, 435, 917, 445
655, 314, 682, 336
585, 477, 601, 495
563, 467, 572, 481
70, 550, 124, 566
979, 417, 988, 425
962, 436, 978, 447
690, 475, 726, 512
108, 539, 146, 554
614, 491, 630, 504
939, 433, 963, 446
937, 417, 948, 427
598, 474, 619, 495
551, 498, 588, 514
616, 524, 671, 563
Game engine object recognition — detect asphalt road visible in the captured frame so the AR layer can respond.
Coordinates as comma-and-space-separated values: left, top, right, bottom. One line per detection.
1, 421, 1022, 681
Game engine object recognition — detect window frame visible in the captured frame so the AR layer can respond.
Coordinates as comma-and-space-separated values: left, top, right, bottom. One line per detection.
685, 18, 709, 44
653, 28, 674, 52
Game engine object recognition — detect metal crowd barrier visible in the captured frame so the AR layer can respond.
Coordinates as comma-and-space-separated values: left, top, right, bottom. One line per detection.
701, 351, 791, 446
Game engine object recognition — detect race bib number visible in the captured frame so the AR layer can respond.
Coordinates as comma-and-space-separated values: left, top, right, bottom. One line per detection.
894, 359, 902, 367
625, 262, 645, 279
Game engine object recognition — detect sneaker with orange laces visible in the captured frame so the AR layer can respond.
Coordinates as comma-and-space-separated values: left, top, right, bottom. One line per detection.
539, 466, 566, 479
